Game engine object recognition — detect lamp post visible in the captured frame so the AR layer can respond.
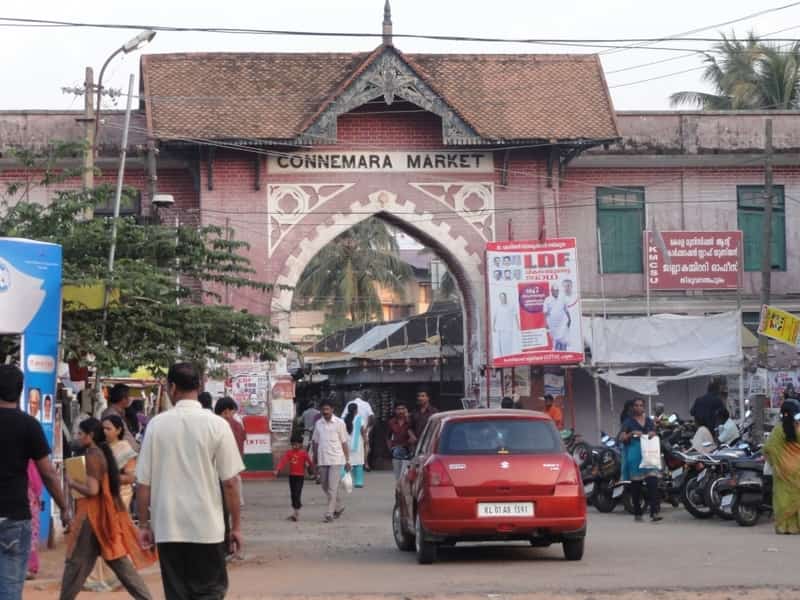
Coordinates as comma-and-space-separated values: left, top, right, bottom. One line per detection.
82, 29, 155, 195
94, 30, 157, 145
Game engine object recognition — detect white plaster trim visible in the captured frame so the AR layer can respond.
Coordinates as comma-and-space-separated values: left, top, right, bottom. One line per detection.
408, 182, 496, 241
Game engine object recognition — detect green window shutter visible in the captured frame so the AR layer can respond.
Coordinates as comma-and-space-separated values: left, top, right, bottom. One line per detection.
597, 187, 644, 273
737, 185, 786, 272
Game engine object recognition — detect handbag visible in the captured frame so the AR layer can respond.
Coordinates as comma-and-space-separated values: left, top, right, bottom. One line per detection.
639, 434, 662, 470
341, 471, 354, 494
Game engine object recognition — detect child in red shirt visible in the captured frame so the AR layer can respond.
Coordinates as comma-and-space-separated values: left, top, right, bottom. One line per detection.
274, 436, 314, 521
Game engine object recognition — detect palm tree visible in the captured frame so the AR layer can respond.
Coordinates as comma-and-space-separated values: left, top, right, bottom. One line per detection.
295, 218, 413, 323
670, 33, 800, 110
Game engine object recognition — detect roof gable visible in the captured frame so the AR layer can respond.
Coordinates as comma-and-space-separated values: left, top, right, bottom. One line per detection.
300, 45, 479, 145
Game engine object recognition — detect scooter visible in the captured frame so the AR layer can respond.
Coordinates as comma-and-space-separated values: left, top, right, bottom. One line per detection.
586, 433, 622, 513
730, 457, 772, 526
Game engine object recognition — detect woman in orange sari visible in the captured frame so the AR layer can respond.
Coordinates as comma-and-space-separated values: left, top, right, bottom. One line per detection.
59, 418, 156, 599
763, 401, 800, 535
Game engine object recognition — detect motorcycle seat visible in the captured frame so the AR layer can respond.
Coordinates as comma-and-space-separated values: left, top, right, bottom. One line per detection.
732, 458, 764, 471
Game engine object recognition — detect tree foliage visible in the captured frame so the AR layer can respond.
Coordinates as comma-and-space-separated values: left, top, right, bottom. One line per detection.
670, 33, 800, 109
0, 143, 286, 374
294, 218, 413, 323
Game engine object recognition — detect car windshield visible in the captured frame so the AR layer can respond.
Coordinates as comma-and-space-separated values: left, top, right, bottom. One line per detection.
438, 419, 561, 455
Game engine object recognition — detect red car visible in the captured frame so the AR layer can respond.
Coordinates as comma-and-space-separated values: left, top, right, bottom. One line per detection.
393, 409, 586, 564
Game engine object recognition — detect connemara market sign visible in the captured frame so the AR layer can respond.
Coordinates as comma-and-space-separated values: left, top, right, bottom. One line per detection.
268, 151, 493, 173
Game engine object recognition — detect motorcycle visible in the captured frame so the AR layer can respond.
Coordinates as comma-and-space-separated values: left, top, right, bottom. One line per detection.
728, 457, 772, 526
561, 429, 592, 469
681, 442, 754, 520
586, 433, 622, 513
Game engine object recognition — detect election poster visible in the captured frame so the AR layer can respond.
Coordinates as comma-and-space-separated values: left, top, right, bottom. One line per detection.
487, 239, 584, 367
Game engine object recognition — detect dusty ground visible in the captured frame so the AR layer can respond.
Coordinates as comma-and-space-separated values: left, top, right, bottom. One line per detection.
25, 472, 800, 599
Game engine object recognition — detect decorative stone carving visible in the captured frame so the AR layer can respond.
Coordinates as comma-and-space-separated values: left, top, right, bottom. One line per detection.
409, 182, 495, 241
302, 47, 479, 145
266, 183, 355, 255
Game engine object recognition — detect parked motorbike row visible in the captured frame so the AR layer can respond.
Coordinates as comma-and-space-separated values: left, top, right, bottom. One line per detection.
579, 414, 773, 527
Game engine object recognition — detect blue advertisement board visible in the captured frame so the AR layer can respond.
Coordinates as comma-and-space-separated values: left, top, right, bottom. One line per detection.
0, 238, 62, 543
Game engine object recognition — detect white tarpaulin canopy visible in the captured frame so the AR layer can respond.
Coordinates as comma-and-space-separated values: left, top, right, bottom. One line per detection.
583, 311, 743, 395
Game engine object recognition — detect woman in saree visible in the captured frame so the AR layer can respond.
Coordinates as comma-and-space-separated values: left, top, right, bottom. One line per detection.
763, 400, 800, 534
83, 415, 139, 591
343, 403, 366, 488
59, 418, 155, 600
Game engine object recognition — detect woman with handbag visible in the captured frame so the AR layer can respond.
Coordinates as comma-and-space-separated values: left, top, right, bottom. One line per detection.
343, 404, 366, 488
619, 398, 663, 523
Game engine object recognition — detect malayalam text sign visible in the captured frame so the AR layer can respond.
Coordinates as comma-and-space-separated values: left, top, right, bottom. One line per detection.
645, 231, 741, 290
758, 304, 800, 347
487, 239, 584, 368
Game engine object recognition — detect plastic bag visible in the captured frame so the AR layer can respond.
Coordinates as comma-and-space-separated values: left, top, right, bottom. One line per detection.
341, 471, 354, 494
639, 434, 662, 470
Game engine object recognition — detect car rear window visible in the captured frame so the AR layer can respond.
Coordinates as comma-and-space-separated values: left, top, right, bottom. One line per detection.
438, 419, 561, 455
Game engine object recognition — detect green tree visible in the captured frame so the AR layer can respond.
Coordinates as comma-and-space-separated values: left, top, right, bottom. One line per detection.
0, 144, 286, 375
670, 33, 800, 109
295, 218, 413, 323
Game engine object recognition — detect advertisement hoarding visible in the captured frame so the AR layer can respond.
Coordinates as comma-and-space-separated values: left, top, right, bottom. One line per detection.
487, 239, 583, 367
645, 231, 741, 290
758, 304, 800, 347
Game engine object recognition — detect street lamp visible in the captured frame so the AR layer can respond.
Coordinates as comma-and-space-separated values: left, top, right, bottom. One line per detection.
94, 30, 156, 142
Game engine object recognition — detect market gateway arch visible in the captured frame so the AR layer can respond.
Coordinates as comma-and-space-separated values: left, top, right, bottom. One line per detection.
266, 183, 492, 390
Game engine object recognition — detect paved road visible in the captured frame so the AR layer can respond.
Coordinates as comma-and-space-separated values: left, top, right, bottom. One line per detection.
28, 472, 799, 598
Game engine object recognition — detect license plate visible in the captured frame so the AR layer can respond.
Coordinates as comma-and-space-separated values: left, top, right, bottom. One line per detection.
477, 502, 534, 518
672, 468, 683, 479
721, 494, 734, 507
612, 486, 624, 498
584, 482, 595, 495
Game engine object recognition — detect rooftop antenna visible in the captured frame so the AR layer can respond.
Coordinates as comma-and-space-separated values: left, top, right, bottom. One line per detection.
383, 0, 393, 46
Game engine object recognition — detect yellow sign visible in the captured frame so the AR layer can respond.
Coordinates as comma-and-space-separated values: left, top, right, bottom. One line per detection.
63, 284, 119, 310
758, 304, 800, 347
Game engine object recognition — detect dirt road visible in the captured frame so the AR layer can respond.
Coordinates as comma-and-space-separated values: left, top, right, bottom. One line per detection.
26, 472, 799, 599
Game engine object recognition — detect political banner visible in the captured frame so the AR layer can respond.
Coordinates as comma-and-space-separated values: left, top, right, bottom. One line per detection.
758, 304, 800, 347
645, 231, 741, 290
487, 239, 583, 367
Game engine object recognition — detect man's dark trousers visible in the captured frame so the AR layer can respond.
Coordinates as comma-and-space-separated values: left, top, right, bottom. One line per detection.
157, 542, 228, 600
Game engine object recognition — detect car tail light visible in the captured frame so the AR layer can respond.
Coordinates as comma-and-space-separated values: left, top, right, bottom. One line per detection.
556, 462, 579, 485
424, 458, 454, 487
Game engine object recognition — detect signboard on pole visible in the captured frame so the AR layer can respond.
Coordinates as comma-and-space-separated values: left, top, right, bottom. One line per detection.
758, 304, 800, 347
487, 239, 583, 367
645, 231, 741, 290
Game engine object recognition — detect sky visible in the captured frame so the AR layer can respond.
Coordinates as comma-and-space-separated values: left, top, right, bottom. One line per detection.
1, 0, 799, 112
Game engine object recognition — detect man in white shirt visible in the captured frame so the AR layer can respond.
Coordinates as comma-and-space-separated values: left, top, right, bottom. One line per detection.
313, 399, 351, 523
136, 363, 244, 600
543, 285, 571, 351
717, 407, 740, 446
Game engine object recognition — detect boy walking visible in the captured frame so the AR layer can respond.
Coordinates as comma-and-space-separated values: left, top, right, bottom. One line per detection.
274, 436, 314, 521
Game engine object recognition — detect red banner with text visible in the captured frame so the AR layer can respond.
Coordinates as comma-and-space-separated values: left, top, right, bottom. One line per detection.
645, 231, 741, 291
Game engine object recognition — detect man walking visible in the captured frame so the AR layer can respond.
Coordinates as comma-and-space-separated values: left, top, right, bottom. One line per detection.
102, 383, 139, 451
411, 387, 438, 441
136, 363, 244, 600
312, 399, 350, 523
0, 365, 70, 600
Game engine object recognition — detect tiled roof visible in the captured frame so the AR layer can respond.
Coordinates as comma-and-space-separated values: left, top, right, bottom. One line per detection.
140, 48, 617, 144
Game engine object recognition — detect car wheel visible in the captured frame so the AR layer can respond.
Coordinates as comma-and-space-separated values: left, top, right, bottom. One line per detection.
415, 514, 438, 565
592, 488, 617, 513
392, 501, 414, 552
563, 538, 584, 561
